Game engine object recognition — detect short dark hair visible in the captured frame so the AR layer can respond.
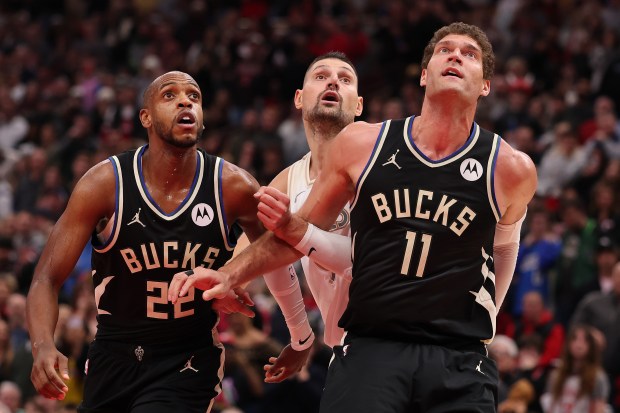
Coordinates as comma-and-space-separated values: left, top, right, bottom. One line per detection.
421, 22, 495, 80
304, 51, 357, 83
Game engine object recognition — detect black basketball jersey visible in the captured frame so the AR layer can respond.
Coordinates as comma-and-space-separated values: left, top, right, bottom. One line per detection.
91, 145, 237, 347
345, 116, 502, 346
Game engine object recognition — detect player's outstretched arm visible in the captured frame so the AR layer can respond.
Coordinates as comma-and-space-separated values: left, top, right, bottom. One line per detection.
256, 186, 352, 275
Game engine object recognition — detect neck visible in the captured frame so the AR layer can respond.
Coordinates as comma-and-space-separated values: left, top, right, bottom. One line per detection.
304, 120, 342, 180
414, 96, 477, 159
142, 140, 197, 192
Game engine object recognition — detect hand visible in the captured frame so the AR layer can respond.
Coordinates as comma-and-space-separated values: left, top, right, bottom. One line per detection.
30, 341, 70, 400
212, 287, 255, 318
255, 186, 292, 236
168, 268, 233, 303
263, 344, 311, 383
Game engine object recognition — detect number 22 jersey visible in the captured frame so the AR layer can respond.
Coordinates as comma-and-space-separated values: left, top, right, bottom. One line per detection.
91, 145, 237, 347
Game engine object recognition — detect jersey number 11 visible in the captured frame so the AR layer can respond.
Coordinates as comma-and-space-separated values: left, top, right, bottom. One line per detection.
401, 231, 432, 277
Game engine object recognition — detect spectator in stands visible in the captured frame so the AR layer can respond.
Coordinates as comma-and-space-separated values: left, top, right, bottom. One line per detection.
541, 324, 611, 413
507, 291, 565, 371
554, 198, 598, 326
537, 121, 586, 199
510, 207, 562, 317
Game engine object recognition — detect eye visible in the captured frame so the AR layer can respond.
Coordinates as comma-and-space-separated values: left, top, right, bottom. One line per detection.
163, 91, 174, 99
465, 51, 477, 58
189, 92, 200, 100
340, 77, 351, 84
315, 74, 326, 80
439, 47, 450, 53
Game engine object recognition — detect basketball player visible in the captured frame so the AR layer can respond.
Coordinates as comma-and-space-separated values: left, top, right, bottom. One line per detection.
26, 71, 263, 412
257, 52, 362, 383
170, 22, 537, 412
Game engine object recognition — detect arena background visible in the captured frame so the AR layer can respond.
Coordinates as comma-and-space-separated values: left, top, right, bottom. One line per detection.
0, 1, 619, 412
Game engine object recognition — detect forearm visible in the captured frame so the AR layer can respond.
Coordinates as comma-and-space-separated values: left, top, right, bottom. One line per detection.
222, 231, 303, 288
493, 211, 526, 310
263, 265, 313, 350
26, 279, 60, 352
273, 213, 309, 247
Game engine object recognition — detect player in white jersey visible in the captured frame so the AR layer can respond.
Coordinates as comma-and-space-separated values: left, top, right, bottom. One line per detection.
235, 52, 362, 382
283, 152, 351, 347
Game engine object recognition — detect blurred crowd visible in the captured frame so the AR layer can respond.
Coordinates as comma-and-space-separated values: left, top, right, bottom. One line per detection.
0, 0, 619, 412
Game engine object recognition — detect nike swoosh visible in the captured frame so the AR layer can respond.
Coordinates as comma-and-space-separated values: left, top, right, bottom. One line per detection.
308, 247, 316, 256
299, 333, 312, 346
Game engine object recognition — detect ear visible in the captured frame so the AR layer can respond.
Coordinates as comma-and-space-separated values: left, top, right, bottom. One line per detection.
480, 79, 491, 97
355, 96, 363, 117
420, 68, 427, 87
139, 108, 151, 128
294, 89, 303, 110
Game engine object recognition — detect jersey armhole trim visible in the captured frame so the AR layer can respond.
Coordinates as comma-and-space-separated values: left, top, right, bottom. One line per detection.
487, 134, 502, 222
93, 156, 123, 253
215, 158, 236, 251
351, 120, 390, 209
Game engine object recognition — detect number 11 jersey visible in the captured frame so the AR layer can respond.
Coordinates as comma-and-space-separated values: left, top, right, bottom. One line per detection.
344, 116, 502, 347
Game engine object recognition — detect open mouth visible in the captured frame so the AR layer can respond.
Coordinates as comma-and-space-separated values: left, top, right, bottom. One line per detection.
442, 68, 463, 78
321, 91, 340, 103
176, 111, 196, 126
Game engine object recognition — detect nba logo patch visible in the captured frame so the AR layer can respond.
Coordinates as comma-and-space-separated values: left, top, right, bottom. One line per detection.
192, 203, 214, 227
460, 158, 483, 181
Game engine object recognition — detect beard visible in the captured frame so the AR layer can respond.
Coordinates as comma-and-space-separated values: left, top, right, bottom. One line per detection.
305, 99, 353, 136
154, 120, 204, 148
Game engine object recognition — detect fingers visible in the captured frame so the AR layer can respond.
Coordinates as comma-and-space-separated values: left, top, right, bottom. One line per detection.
233, 288, 254, 307
202, 284, 229, 301
32, 357, 70, 400
168, 271, 193, 303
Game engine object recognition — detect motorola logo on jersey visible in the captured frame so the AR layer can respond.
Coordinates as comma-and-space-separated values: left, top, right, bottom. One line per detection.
191, 203, 214, 227
460, 158, 483, 182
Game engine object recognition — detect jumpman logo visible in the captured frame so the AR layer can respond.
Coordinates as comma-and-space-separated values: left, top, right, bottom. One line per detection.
382, 150, 402, 169
127, 208, 146, 227
180, 356, 199, 373
476, 360, 486, 375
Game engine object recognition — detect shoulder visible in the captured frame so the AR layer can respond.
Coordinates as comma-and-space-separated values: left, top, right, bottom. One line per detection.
495, 139, 537, 221
496, 139, 537, 188
330, 121, 384, 164
336, 121, 384, 142
73, 158, 116, 196
64, 158, 117, 220
268, 165, 292, 193
221, 160, 260, 194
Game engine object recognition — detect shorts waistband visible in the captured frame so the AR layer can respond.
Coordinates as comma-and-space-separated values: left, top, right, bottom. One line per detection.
344, 334, 487, 356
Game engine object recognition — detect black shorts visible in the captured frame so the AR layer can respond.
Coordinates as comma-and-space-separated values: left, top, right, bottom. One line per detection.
78, 339, 224, 413
319, 335, 498, 413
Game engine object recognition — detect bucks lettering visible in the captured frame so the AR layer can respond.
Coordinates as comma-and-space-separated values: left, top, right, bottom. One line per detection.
120, 241, 220, 273
371, 188, 476, 236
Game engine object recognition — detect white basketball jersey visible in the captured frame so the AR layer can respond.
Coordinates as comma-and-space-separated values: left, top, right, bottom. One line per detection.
287, 152, 351, 347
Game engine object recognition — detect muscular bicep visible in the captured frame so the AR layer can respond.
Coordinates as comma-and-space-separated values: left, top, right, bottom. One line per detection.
496, 142, 537, 225
33, 161, 116, 289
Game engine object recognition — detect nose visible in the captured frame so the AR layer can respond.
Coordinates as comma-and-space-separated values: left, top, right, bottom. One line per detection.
177, 93, 193, 108
327, 73, 339, 90
448, 49, 463, 64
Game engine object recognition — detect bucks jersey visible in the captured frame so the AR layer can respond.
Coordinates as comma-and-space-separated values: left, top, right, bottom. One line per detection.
345, 116, 502, 346
91, 145, 237, 347
288, 152, 351, 347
